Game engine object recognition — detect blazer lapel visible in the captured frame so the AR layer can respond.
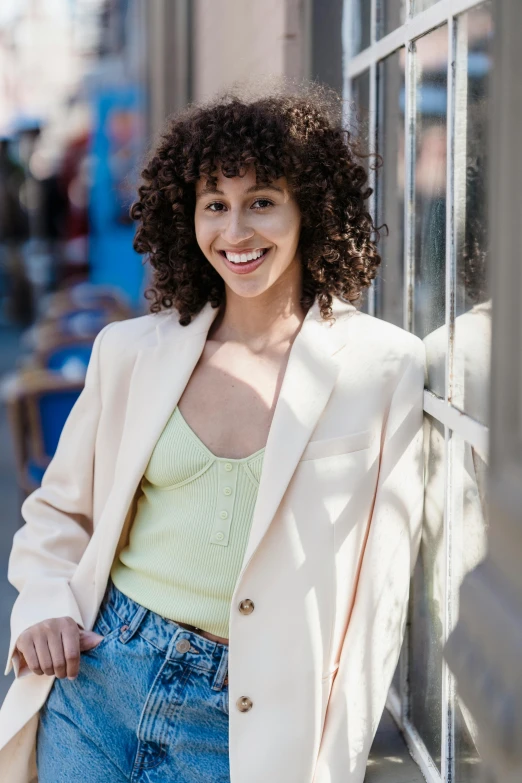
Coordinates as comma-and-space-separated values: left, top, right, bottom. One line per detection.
240, 297, 354, 570
93, 302, 220, 604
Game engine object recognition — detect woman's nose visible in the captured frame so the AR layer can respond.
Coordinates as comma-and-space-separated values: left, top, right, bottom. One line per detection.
221, 210, 254, 244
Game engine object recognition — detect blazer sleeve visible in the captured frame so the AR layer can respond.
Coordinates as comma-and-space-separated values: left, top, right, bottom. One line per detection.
313, 343, 426, 782
4, 322, 115, 678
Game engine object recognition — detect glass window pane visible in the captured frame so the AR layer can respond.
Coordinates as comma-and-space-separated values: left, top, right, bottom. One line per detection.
413, 26, 448, 399
351, 68, 371, 162
413, 0, 440, 13
377, 0, 407, 40
351, 0, 371, 56
451, 430, 489, 781
376, 48, 406, 328
408, 413, 445, 770
391, 657, 401, 693
351, 70, 371, 314
452, 2, 493, 426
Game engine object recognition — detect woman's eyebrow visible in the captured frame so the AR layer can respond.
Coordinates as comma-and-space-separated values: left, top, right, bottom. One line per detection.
195, 183, 284, 200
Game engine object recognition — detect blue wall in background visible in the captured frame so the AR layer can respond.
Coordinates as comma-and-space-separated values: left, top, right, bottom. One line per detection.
89, 87, 146, 310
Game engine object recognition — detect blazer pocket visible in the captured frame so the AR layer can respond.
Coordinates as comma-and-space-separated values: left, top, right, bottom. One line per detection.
301, 430, 371, 461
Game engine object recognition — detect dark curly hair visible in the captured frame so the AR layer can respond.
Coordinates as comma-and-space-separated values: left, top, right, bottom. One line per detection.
131, 79, 383, 324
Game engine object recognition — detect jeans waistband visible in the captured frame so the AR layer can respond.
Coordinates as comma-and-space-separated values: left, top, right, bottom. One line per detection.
100, 578, 228, 687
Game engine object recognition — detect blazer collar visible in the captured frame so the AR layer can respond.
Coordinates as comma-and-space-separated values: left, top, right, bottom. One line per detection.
94, 296, 357, 603
152, 294, 356, 355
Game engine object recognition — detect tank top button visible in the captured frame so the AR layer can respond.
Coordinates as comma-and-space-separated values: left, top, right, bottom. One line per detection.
224, 463, 233, 472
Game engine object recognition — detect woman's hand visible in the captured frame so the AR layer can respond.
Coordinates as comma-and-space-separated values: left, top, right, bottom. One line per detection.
14, 617, 105, 679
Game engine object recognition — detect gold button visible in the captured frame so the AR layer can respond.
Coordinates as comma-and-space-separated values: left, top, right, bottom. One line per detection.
238, 599, 254, 615
176, 638, 191, 654
220, 510, 228, 520
224, 463, 233, 472
216, 531, 225, 541
236, 696, 253, 712
223, 486, 232, 496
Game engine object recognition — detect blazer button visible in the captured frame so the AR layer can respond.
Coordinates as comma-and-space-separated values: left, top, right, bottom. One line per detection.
236, 696, 253, 712
238, 599, 254, 615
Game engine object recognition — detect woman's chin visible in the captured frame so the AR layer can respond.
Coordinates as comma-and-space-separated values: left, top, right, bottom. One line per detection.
224, 278, 271, 300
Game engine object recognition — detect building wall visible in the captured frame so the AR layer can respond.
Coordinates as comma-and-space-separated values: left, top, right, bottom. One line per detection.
192, 0, 310, 103
311, 0, 343, 94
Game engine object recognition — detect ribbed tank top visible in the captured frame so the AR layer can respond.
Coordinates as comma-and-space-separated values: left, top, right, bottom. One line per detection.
110, 405, 264, 638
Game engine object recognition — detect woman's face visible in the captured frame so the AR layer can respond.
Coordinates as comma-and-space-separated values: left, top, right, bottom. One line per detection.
194, 165, 302, 301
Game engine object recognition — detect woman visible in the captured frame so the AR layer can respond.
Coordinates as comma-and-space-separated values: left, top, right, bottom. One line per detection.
0, 85, 425, 782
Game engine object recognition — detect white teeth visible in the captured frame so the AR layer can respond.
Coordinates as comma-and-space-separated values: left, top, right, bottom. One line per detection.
224, 248, 267, 264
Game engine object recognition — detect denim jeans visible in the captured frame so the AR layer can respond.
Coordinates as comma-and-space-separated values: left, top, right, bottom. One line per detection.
36, 578, 230, 782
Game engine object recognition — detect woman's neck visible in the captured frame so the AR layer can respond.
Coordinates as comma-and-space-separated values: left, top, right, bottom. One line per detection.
209, 283, 307, 352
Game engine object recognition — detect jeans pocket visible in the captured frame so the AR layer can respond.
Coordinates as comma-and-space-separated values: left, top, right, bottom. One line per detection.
220, 687, 229, 716
84, 627, 121, 655
83, 608, 120, 654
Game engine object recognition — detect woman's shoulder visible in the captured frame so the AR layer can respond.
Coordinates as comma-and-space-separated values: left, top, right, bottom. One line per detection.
348, 308, 425, 365
98, 310, 175, 354
89, 311, 179, 383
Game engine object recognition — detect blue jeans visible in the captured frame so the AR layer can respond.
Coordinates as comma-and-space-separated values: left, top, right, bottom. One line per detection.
36, 578, 230, 782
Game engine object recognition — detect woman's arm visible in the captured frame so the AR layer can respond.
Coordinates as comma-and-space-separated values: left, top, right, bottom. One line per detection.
4, 321, 115, 678
313, 344, 426, 782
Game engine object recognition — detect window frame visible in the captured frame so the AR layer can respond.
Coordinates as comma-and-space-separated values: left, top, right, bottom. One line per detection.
445, 1, 522, 779
343, 1, 491, 781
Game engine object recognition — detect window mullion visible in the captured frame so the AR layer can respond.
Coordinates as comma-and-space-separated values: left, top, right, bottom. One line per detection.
441, 16, 458, 781
423, 391, 489, 458
371, 0, 377, 43
367, 60, 377, 317
442, 426, 456, 783
367, 0, 377, 318
403, 39, 415, 333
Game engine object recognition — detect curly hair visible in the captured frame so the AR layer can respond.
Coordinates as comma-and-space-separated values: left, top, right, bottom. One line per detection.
131, 79, 384, 325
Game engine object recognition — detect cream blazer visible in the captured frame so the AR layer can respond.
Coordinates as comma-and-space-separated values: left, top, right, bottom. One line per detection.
0, 296, 426, 783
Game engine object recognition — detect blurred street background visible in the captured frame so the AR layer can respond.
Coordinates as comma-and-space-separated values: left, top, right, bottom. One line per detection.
0, 0, 345, 695
0, 0, 151, 715
0, 2, 520, 782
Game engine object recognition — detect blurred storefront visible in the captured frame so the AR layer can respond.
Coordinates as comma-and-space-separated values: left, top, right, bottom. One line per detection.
0, 0, 147, 321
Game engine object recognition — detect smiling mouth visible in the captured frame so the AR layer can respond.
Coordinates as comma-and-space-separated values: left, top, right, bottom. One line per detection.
219, 248, 271, 265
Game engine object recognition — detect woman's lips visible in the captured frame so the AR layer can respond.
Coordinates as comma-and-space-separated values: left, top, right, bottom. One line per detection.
219, 248, 271, 275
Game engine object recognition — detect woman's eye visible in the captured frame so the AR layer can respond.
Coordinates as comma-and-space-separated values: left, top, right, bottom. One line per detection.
205, 198, 273, 213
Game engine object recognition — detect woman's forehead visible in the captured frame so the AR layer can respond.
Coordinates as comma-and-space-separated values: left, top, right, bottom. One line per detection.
196, 166, 287, 192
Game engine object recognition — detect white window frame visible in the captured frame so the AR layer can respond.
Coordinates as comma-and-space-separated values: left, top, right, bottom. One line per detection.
343, 1, 491, 781
444, 2, 522, 781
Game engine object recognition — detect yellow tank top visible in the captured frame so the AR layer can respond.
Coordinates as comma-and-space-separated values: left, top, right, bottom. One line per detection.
110, 405, 264, 638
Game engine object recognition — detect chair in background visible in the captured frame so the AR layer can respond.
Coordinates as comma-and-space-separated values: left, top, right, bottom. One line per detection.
3, 370, 83, 496
43, 282, 132, 321
19, 281, 132, 358
3, 281, 133, 497
32, 297, 129, 351
38, 339, 93, 379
